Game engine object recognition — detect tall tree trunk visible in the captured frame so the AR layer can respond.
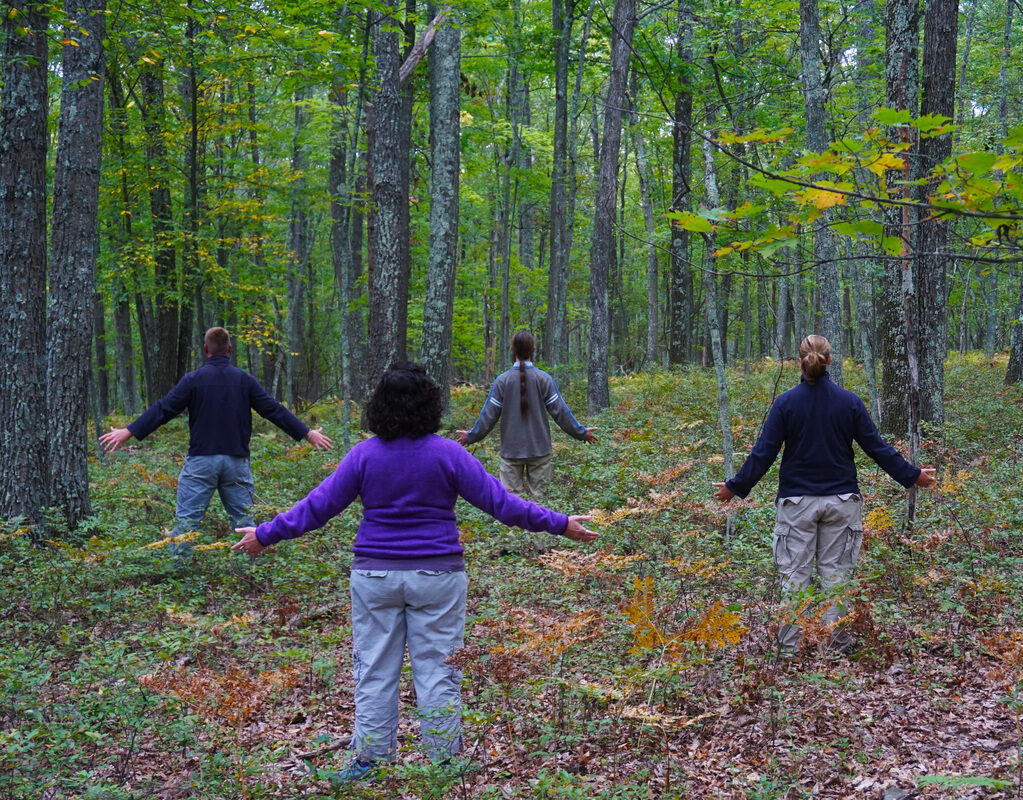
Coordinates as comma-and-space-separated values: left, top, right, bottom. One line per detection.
140, 59, 180, 402
544, 0, 575, 368
668, 0, 694, 365
628, 82, 661, 367
989, 0, 1012, 358
800, 0, 842, 384
878, 0, 919, 436
47, 0, 106, 527
701, 135, 734, 480
915, 0, 957, 427
0, 0, 49, 521
367, 9, 409, 392
286, 81, 311, 407
421, 6, 460, 410
587, 0, 634, 413
93, 293, 110, 417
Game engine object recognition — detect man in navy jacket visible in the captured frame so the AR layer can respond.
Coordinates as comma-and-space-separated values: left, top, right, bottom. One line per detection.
100, 327, 332, 538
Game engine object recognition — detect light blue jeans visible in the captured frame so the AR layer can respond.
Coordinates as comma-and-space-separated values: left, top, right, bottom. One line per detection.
172, 454, 256, 535
349, 568, 468, 762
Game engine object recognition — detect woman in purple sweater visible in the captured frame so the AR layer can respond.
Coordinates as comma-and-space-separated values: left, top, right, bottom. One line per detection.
233, 362, 596, 781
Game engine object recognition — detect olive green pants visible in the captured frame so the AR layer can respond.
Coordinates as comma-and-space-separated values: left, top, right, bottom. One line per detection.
773, 494, 863, 651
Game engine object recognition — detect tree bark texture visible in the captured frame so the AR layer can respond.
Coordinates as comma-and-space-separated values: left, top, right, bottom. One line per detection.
799, 0, 842, 384
367, 10, 409, 393
587, 0, 634, 413
914, 0, 957, 427
0, 0, 49, 521
668, 0, 695, 365
421, 8, 460, 410
47, 0, 106, 527
879, 0, 919, 436
140, 60, 180, 403
544, 0, 574, 369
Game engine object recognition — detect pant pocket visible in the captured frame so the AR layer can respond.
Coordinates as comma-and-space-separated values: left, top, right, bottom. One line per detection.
772, 524, 792, 572
841, 522, 863, 568
353, 569, 389, 579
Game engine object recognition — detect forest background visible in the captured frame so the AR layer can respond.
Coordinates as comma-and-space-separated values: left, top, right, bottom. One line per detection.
3, 0, 1023, 795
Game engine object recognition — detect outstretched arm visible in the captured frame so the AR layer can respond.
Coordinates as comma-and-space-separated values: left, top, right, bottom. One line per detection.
462, 379, 504, 446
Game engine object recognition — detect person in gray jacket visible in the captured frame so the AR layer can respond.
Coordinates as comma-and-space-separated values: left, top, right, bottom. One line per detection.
458, 331, 597, 498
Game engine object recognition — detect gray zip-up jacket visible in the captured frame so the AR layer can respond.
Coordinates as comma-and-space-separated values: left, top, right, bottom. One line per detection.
465, 362, 588, 459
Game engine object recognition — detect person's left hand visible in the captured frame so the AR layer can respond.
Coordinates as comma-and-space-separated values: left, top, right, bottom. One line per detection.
306, 428, 334, 451
232, 527, 265, 556
712, 482, 735, 502
583, 427, 598, 444
456, 430, 469, 446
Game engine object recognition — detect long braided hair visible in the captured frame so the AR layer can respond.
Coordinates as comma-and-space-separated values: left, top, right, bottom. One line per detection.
511, 330, 536, 417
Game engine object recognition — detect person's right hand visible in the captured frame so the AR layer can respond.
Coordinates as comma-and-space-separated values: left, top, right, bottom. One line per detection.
99, 427, 133, 453
915, 467, 937, 488
583, 427, 598, 444
563, 515, 597, 542
456, 430, 469, 446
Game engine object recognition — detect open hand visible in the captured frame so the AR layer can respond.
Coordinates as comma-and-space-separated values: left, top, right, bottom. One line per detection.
232, 527, 265, 556
583, 428, 598, 444
306, 428, 334, 451
563, 515, 598, 543
456, 430, 469, 446
99, 427, 132, 453
915, 467, 937, 488
712, 482, 735, 502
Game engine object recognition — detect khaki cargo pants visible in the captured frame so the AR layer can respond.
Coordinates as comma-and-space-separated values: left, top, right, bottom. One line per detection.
499, 454, 554, 499
773, 494, 863, 651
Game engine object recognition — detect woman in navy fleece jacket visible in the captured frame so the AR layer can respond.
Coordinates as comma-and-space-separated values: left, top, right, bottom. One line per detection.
713, 335, 935, 656
233, 362, 596, 781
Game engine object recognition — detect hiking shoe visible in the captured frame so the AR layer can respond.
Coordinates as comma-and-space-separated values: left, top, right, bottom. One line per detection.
334, 759, 379, 784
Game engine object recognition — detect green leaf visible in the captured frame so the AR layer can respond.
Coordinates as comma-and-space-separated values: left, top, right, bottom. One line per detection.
873, 107, 912, 126
665, 211, 713, 233
832, 220, 883, 240
881, 235, 904, 256
749, 174, 794, 196
957, 152, 998, 174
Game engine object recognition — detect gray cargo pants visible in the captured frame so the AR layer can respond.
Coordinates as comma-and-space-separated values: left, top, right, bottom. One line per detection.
773, 494, 863, 651
349, 568, 467, 762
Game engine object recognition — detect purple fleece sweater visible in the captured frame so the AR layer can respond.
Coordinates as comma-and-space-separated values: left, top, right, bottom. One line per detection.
255, 434, 569, 570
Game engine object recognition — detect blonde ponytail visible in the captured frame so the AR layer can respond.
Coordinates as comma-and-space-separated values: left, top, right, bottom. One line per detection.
798, 335, 830, 383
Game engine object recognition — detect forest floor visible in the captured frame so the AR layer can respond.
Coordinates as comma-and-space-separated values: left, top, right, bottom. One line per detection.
3, 354, 1023, 799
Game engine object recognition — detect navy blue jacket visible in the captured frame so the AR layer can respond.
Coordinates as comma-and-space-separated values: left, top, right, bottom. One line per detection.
725, 373, 920, 499
127, 356, 309, 457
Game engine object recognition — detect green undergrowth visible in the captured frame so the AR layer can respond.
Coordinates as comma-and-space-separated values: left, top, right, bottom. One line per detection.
3, 355, 1023, 798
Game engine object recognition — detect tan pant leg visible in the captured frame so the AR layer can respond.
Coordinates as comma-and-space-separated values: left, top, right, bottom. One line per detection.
773, 496, 821, 651
523, 454, 553, 500
816, 494, 863, 646
498, 457, 528, 496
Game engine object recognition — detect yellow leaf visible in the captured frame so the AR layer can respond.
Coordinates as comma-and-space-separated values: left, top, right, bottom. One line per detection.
801, 187, 848, 209
866, 152, 906, 176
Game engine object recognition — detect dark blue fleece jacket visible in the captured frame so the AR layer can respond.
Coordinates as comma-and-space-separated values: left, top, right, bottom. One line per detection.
725, 373, 920, 499
127, 356, 309, 457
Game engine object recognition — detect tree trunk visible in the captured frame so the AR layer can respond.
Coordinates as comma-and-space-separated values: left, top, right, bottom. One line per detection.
47, 0, 106, 527
367, 9, 408, 392
701, 135, 734, 480
668, 0, 695, 365
544, 0, 575, 368
878, 0, 919, 436
800, 0, 842, 384
629, 87, 660, 367
93, 292, 110, 417
421, 6, 460, 410
140, 59, 180, 402
286, 82, 311, 407
0, 0, 49, 521
587, 0, 634, 413
914, 0, 957, 427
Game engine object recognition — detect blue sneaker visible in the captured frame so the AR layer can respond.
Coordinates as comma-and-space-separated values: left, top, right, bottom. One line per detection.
335, 759, 378, 784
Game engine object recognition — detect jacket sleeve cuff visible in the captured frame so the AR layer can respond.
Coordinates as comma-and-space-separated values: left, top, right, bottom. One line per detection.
725, 479, 749, 499
553, 514, 569, 535
255, 524, 277, 548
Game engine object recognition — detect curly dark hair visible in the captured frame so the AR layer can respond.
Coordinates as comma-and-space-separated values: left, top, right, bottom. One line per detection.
365, 362, 443, 441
